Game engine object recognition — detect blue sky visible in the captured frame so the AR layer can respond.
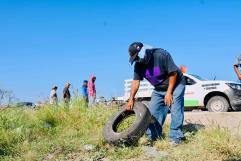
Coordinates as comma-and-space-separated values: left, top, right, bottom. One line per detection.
0, 0, 241, 102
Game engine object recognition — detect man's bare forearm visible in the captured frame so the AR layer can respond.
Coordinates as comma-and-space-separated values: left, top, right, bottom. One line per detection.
167, 72, 177, 94
234, 66, 241, 79
129, 80, 140, 100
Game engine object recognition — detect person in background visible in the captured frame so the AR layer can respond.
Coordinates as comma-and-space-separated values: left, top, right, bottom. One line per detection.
180, 65, 187, 73
82, 80, 89, 104
50, 86, 58, 105
63, 82, 71, 106
88, 75, 96, 107
234, 53, 241, 81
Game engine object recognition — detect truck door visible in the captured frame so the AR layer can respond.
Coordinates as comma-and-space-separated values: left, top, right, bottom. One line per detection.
184, 76, 200, 107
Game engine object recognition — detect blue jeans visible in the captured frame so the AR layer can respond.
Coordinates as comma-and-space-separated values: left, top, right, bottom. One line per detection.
146, 81, 185, 142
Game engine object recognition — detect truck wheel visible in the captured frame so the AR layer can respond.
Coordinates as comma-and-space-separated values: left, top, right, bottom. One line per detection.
103, 102, 152, 146
207, 96, 229, 112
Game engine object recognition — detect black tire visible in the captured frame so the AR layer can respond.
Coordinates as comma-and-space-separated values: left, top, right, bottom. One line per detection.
141, 101, 150, 108
103, 102, 152, 146
207, 96, 229, 112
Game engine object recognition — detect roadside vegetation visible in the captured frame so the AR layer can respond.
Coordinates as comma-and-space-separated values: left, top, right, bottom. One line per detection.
0, 98, 241, 161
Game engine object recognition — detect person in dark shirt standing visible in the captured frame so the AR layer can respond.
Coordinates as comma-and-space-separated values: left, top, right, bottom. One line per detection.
126, 42, 186, 146
63, 82, 71, 106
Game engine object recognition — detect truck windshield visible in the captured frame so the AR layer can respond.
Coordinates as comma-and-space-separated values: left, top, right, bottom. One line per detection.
190, 74, 206, 81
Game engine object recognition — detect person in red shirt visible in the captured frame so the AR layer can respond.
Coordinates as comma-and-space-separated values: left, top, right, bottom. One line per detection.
88, 75, 96, 107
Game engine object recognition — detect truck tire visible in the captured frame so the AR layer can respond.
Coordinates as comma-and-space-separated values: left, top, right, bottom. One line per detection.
207, 96, 229, 112
103, 102, 152, 146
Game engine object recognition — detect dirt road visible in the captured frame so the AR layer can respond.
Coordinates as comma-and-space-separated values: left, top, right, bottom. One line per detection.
166, 112, 241, 138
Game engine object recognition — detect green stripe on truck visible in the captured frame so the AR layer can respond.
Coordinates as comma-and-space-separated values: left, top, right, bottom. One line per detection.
184, 100, 199, 106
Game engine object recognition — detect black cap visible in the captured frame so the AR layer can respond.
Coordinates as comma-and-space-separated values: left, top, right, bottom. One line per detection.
52, 86, 58, 90
128, 42, 143, 65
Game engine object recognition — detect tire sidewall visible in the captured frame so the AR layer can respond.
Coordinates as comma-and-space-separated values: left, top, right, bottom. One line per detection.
103, 102, 152, 145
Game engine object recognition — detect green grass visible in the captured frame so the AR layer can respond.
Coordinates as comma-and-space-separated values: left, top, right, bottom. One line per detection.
0, 99, 241, 161
116, 114, 136, 133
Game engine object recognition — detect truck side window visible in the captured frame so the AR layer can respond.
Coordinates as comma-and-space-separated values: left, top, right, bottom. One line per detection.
185, 76, 196, 85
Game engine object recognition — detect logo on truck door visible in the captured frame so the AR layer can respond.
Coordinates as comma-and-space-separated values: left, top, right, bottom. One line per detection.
202, 83, 220, 90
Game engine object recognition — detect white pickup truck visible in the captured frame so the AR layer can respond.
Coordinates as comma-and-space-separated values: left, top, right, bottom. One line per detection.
118, 73, 241, 112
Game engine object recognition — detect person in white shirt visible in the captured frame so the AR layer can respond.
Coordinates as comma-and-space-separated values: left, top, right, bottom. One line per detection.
234, 54, 241, 81
50, 86, 58, 105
